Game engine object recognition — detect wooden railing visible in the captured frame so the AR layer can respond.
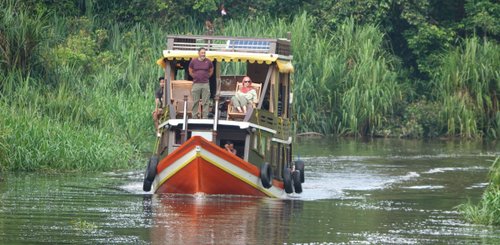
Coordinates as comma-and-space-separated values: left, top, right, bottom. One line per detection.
166, 35, 291, 56
248, 109, 291, 140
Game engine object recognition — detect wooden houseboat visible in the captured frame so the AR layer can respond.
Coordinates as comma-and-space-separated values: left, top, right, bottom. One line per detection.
143, 34, 304, 198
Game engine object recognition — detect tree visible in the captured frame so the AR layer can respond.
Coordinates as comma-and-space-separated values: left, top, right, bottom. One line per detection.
463, 0, 500, 39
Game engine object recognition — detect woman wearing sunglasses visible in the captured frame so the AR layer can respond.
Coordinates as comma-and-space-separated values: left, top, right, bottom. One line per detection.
230, 76, 258, 114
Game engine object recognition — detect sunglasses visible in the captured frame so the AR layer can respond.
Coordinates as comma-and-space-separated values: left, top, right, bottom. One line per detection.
243, 80, 251, 83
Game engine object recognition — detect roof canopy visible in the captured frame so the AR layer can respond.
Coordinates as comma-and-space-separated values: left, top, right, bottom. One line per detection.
157, 50, 294, 73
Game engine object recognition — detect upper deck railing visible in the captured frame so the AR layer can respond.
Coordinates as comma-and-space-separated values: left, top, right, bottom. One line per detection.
166, 35, 292, 57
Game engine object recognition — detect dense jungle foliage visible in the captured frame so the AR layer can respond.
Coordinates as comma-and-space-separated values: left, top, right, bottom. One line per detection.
0, 0, 499, 171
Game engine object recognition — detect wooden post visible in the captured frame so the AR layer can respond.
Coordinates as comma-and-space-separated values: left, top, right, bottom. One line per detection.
181, 95, 188, 143
165, 61, 176, 119
256, 66, 273, 110
212, 95, 219, 143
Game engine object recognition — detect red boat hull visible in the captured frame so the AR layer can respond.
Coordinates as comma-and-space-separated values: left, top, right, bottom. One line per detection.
153, 136, 284, 198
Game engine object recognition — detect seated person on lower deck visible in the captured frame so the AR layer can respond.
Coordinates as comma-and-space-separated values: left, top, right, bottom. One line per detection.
230, 76, 257, 113
224, 141, 237, 155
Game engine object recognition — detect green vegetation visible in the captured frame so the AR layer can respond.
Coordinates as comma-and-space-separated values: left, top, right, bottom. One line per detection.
0, 0, 499, 171
292, 17, 402, 136
433, 38, 500, 138
0, 3, 166, 171
457, 157, 500, 226
71, 218, 98, 233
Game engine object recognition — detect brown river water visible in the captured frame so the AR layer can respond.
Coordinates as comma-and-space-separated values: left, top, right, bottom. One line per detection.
0, 138, 499, 244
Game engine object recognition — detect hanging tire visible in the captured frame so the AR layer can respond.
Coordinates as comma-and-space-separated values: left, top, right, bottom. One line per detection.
292, 170, 302, 193
143, 179, 153, 192
295, 160, 305, 183
145, 156, 158, 182
143, 156, 158, 192
283, 167, 293, 194
260, 162, 273, 189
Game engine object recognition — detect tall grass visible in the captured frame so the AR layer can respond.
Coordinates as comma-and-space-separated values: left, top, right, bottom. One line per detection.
433, 37, 500, 138
0, 13, 170, 171
0, 107, 137, 171
457, 157, 500, 226
0, 1, 47, 73
291, 14, 339, 134
334, 19, 400, 136
0, 72, 137, 171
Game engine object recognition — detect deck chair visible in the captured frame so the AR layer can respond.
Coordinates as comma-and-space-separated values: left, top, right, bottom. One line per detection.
219, 75, 245, 97
227, 82, 262, 120
170, 80, 194, 118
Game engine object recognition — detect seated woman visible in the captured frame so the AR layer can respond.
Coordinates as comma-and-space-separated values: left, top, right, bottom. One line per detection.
230, 76, 258, 113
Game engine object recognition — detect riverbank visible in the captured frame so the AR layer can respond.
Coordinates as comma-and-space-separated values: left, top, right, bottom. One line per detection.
458, 157, 500, 226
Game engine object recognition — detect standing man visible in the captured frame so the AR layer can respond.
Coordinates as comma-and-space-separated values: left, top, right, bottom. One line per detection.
189, 47, 213, 119
152, 77, 165, 137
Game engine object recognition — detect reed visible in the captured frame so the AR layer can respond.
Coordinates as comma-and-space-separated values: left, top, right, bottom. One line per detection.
0, 70, 141, 171
337, 20, 400, 136
0, 112, 7, 172
433, 37, 500, 138
0, 105, 137, 171
0, 1, 48, 72
457, 157, 500, 226
0, 17, 166, 171
289, 14, 337, 134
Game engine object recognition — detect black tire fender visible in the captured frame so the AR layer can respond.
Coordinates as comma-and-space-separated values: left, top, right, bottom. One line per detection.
292, 170, 303, 194
145, 156, 158, 182
283, 167, 293, 194
143, 156, 158, 192
260, 162, 273, 189
295, 160, 305, 183
143, 179, 153, 192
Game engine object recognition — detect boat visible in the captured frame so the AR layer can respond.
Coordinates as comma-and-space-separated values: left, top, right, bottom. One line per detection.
142, 34, 304, 198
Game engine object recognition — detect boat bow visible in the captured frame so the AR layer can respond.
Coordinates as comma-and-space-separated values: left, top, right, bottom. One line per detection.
153, 136, 284, 198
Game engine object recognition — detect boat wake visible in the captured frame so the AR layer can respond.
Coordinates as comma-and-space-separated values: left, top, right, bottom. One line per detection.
423, 166, 487, 174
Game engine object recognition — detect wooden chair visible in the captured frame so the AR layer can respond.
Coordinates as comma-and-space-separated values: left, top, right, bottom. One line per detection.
170, 80, 194, 118
219, 75, 245, 97
227, 82, 262, 120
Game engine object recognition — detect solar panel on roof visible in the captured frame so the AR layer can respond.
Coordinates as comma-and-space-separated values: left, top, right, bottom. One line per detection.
226, 40, 270, 50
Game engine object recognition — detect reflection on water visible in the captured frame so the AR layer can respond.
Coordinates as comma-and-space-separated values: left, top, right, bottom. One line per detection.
148, 195, 302, 245
0, 138, 499, 244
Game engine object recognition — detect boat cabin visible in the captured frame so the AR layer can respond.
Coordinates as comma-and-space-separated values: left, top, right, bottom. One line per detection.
156, 34, 294, 182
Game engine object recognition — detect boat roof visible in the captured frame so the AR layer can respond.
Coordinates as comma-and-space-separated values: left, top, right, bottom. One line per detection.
157, 34, 294, 73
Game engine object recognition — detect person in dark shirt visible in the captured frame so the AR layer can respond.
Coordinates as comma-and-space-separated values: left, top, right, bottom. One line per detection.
189, 47, 213, 119
152, 77, 165, 137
